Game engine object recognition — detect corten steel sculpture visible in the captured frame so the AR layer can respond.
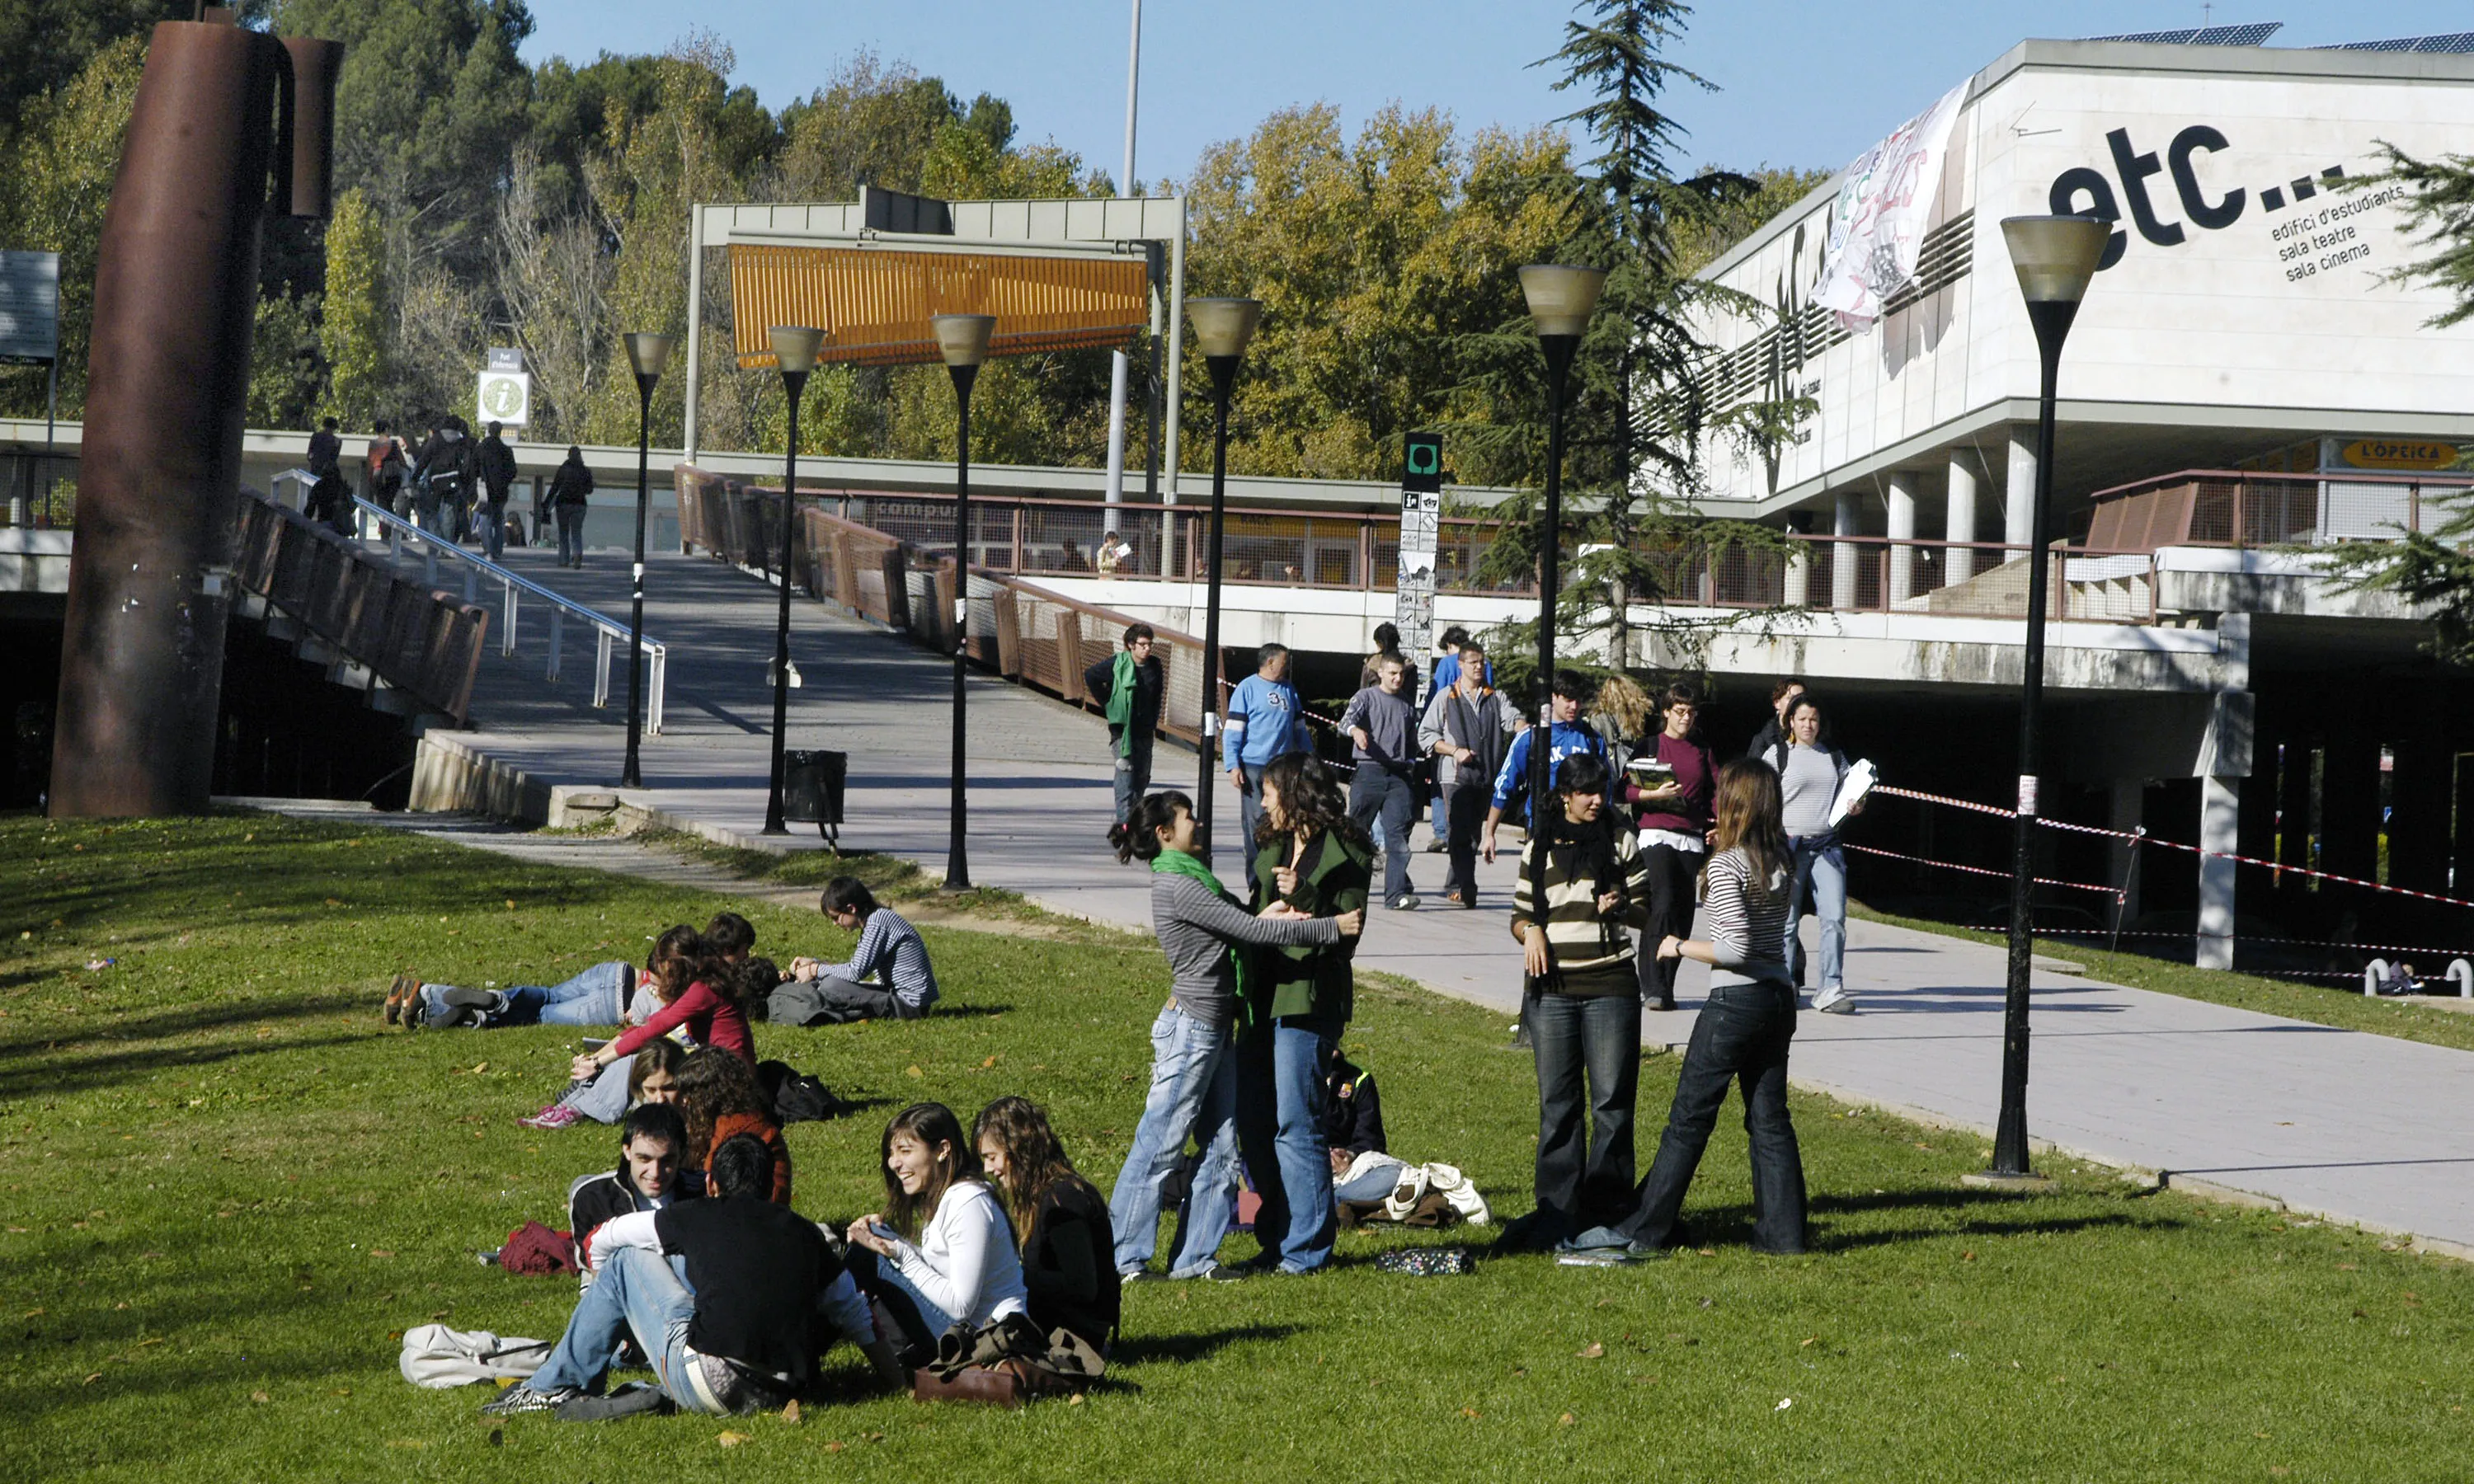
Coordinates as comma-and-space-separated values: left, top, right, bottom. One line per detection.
49, 13, 341, 817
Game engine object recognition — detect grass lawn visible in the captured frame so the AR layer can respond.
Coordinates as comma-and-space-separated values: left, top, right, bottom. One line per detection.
1851, 904, 2474, 1056
3, 810, 2469, 1482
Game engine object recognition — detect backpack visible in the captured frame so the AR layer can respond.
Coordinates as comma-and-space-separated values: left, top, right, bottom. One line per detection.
397, 1323, 552, 1388
756, 1059, 848, 1124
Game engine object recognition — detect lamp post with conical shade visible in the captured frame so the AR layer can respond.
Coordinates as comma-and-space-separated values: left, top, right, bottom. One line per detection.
621, 331, 674, 790
761, 325, 825, 836
1979, 214, 2109, 1184
1187, 297, 1261, 862
932, 313, 996, 890
1516, 264, 1606, 954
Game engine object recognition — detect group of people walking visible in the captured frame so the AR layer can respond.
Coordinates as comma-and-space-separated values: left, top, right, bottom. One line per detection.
306, 417, 597, 566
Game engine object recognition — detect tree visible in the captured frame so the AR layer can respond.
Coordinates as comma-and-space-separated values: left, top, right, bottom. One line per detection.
320, 188, 388, 427
1460, 0, 1801, 673
2324, 147, 2474, 661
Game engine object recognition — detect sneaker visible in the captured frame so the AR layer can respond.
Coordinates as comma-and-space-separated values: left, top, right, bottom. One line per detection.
1813, 988, 1856, 1015
1198, 1264, 1248, 1284
1389, 894, 1420, 911
1422, 838, 1446, 853
1119, 1268, 1168, 1284
517, 1103, 581, 1130
480, 1383, 581, 1416
383, 972, 421, 1026
554, 1383, 672, 1421
1555, 1225, 1632, 1253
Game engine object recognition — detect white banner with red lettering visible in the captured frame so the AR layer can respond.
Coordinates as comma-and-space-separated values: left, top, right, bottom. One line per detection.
1812, 81, 1968, 332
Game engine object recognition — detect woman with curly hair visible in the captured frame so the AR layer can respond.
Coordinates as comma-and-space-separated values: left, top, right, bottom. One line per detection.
1236, 754, 1371, 1275
675, 1048, 791, 1205
975, 1097, 1118, 1351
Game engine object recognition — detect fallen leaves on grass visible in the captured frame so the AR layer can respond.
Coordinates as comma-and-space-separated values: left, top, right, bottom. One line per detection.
250, 1391, 269, 1404
1575, 1342, 1603, 1359
904, 1065, 924, 1079
718, 1431, 750, 1448
779, 1399, 801, 1425
1776, 1397, 1793, 1411
1559, 1412, 1576, 1425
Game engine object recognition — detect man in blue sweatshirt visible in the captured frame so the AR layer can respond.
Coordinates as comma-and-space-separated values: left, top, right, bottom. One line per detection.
1482, 668, 1605, 863
1222, 642, 1309, 852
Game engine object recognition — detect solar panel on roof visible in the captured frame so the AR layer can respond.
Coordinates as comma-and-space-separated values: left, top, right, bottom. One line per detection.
2088, 22, 2283, 45
2331, 32, 2474, 54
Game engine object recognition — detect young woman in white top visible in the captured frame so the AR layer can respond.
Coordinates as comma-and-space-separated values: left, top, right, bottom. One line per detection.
847, 1101, 1028, 1359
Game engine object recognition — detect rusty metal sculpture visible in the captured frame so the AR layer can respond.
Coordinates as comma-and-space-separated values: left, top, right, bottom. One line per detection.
49, 12, 341, 817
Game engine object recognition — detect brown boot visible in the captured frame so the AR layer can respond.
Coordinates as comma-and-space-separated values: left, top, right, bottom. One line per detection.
383, 973, 421, 1026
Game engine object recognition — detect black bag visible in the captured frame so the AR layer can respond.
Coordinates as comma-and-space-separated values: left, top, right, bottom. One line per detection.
755, 1059, 848, 1124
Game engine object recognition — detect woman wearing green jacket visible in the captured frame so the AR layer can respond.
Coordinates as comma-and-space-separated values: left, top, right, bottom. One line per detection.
1237, 754, 1372, 1273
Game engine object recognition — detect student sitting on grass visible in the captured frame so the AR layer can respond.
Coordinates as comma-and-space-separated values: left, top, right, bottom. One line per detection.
771, 879, 938, 1025
678, 1048, 791, 1206
518, 1026, 685, 1132
844, 1102, 1028, 1365
483, 1134, 896, 1418
567, 928, 754, 1090
975, 1097, 1118, 1354
568, 1103, 698, 1292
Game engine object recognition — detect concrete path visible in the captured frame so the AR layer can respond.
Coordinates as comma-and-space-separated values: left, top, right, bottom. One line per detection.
356, 539, 2474, 1256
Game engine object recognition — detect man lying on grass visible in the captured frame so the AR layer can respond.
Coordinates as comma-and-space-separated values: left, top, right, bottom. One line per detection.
484, 1133, 901, 1418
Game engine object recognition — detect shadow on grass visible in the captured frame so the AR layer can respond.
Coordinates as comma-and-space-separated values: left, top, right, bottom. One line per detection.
0, 993, 366, 1101
1110, 1323, 1304, 1367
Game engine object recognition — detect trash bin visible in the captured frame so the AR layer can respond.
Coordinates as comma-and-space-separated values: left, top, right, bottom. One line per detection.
781, 749, 846, 852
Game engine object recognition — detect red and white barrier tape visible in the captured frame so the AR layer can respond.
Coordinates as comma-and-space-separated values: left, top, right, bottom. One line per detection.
1870, 782, 2474, 913
1842, 843, 2120, 897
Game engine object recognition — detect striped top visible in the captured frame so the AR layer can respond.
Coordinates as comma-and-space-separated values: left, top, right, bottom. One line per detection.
1510, 824, 1655, 977
1702, 848, 1794, 990
821, 908, 939, 1012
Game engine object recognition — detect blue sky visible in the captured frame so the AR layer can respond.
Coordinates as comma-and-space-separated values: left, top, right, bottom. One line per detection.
521, 3, 2474, 186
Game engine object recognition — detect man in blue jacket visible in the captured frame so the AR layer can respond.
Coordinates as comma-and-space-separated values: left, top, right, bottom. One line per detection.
1222, 642, 1309, 852
1482, 668, 1604, 863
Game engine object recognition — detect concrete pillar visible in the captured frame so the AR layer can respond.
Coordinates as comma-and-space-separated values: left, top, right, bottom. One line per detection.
1945, 453, 1979, 585
1783, 543, 1811, 608
2005, 426, 2037, 554
2198, 774, 2240, 969
2109, 779, 2144, 934
1830, 489, 1860, 611
1885, 472, 1918, 605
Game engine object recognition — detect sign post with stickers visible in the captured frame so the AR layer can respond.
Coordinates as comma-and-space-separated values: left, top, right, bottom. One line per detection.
476, 346, 529, 430
1394, 431, 1443, 683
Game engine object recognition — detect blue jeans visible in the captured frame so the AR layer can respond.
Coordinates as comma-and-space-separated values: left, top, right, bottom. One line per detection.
1232, 761, 1268, 858
1109, 1003, 1242, 1276
1112, 738, 1154, 826
558, 1054, 637, 1122
527, 1245, 722, 1412
489, 960, 632, 1026
1235, 1016, 1339, 1272
1348, 765, 1417, 902
1333, 1156, 1408, 1205
557, 503, 587, 565
1788, 838, 1846, 993
1619, 980, 1808, 1252
1528, 990, 1641, 1240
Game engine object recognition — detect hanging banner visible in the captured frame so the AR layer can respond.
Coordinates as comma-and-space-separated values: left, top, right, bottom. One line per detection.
1812, 81, 1968, 332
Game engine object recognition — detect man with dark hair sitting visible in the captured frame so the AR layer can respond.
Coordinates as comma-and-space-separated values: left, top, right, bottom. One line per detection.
567, 1104, 698, 1291
485, 1134, 896, 1417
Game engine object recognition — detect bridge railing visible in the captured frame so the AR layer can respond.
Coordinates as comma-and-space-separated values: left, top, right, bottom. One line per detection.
2084, 467, 2474, 549
235, 488, 489, 725
675, 464, 1212, 743
352, 494, 667, 731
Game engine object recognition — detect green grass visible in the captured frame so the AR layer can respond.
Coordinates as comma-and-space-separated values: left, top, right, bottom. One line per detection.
628, 825, 1107, 939
1852, 903, 2474, 1056
2, 810, 2469, 1481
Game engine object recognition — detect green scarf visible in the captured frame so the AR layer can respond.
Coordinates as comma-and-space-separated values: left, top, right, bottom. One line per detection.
1105, 650, 1138, 757
1150, 848, 1252, 1017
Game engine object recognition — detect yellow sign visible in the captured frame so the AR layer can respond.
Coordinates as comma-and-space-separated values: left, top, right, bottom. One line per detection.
2340, 439, 2461, 471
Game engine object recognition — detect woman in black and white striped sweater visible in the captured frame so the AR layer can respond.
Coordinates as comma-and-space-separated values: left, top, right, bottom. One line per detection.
1598, 758, 1810, 1256
1506, 752, 1654, 1250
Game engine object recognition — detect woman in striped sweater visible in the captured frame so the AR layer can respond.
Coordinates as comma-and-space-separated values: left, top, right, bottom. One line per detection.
1597, 758, 1809, 1256
1506, 751, 1654, 1250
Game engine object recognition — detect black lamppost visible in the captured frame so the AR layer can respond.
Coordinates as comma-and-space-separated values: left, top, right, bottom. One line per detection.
1517, 265, 1606, 917
621, 331, 674, 790
1186, 296, 1261, 862
932, 312, 996, 890
761, 324, 825, 836
1982, 215, 2109, 1183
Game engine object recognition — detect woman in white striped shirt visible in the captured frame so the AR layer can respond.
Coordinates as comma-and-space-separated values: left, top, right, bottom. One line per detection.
1574, 759, 1810, 1256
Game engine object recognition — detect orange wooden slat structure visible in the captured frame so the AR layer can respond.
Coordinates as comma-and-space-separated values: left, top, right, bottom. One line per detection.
727, 243, 1149, 368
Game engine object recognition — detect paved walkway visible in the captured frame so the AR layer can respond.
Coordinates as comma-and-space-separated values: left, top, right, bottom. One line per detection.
369, 538, 2474, 1256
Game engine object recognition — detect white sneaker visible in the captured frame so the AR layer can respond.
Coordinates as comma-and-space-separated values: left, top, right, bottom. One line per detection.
1813, 987, 1856, 1015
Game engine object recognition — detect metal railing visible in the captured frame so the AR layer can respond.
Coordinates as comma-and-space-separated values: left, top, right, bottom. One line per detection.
234, 488, 489, 724
2086, 467, 2474, 550
351, 494, 667, 732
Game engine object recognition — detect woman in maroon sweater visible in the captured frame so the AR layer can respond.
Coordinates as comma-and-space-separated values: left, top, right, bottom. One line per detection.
1624, 683, 1716, 1012
569, 928, 755, 1084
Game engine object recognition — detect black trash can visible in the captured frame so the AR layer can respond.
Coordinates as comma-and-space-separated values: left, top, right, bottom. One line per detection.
781, 749, 847, 851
